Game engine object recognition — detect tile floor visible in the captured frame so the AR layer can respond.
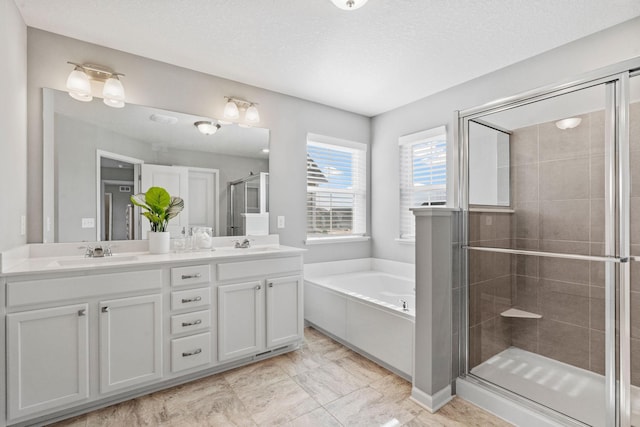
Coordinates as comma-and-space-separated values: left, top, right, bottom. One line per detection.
50, 327, 512, 426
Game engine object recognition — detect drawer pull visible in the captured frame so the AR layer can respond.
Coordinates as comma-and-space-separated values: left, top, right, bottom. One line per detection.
182, 348, 202, 357
181, 273, 202, 280
182, 296, 203, 303
101, 306, 109, 313
182, 319, 203, 327
78, 309, 87, 316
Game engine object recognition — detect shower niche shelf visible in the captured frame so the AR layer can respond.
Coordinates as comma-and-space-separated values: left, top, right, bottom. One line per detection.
500, 308, 542, 319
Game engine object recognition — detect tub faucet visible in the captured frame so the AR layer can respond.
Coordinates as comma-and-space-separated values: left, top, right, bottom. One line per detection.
400, 299, 409, 311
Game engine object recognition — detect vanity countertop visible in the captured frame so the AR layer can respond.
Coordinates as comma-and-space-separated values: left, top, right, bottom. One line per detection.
0, 237, 305, 277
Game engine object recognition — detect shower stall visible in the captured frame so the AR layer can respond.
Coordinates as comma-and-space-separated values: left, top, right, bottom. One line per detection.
227, 172, 269, 236
459, 62, 640, 426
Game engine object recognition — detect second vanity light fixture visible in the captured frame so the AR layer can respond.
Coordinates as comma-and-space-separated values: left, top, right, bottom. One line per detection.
221, 97, 260, 125
66, 62, 126, 108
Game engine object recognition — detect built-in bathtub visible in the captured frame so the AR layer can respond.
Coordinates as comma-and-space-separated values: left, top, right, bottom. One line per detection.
304, 258, 414, 379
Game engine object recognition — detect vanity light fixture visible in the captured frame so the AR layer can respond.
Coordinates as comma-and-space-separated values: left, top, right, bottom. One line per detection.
223, 96, 260, 125
66, 61, 126, 108
555, 117, 582, 130
330, 0, 369, 10
194, 120, 221, 135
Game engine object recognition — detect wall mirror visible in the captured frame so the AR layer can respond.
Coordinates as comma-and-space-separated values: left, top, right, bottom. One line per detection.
42, 88, 270, 243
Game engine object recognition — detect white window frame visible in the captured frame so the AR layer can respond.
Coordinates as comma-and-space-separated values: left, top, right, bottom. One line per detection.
306, 133, 367, 243
398, 126, 447, 241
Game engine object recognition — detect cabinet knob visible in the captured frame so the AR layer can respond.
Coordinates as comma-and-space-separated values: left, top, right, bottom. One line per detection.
101, 306, 109, 313
78, 309, 87, 316
255, 285, 261, 290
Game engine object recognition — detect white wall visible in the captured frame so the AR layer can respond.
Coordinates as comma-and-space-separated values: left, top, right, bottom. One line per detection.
26, 29, 371, 263
0, 0, 27, 252
371, 17, 640, 263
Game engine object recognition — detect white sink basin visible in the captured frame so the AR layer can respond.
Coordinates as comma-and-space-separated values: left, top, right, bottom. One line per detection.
52, 255, 139, 267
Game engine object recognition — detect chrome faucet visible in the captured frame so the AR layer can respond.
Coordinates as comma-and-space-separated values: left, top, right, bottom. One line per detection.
83, 244, 112, 258
234, 239, 252, 249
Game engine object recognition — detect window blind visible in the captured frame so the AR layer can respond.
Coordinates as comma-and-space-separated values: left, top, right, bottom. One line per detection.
307, 137, 366, 238
399, 129, 447, 239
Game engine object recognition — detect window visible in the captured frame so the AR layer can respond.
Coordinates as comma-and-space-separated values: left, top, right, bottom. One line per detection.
399, 126, 447, 239
306, 134, 367, 239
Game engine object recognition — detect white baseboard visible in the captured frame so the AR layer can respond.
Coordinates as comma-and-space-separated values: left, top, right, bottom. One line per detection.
410, 384, 453, 413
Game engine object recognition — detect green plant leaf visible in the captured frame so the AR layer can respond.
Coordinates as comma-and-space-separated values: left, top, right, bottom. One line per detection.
145, 187, 171, 211
130, 193, 149, 210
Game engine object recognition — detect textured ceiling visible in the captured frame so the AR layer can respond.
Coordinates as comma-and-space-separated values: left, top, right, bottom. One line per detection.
15, 0, 640, 116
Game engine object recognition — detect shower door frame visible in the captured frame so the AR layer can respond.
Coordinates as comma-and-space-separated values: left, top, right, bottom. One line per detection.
457, 58, 640, 427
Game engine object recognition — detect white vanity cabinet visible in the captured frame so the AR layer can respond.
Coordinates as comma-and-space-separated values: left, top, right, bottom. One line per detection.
4, 269, 162, 423
7, 303, 89, 420
217, 256, 304, 362
99, 294, 162, 393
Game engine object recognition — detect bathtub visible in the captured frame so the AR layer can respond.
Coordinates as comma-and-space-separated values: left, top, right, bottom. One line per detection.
304, 258, 415, 379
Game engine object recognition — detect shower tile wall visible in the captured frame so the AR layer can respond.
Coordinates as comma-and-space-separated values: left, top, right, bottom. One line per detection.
510, 110, 604, 375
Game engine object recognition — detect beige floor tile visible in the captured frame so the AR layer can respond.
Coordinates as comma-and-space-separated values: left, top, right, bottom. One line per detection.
370, 373, 413, 402
224, 357, 289, 392
333, 353, 391, 385
430, 397, 513, 427
284, 407, 343, 427
272, 347, 324, 377
233, 377, 320, 426
325, 387, 422, 427
293, 361, 367, 405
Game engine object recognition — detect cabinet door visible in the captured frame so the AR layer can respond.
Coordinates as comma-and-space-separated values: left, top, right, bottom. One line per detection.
266, 276, 303, 348
7, 304, 89, 420
218, 281, 264, 361
100, 294, 162, 394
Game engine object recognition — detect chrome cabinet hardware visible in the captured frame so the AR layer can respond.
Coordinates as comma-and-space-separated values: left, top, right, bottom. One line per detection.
181, 273, 202, 280
255, 285, 261, 290
78, 309, 87, 316
101, 306, 109, 313
182, 348, 202, 357
181, 296, 202, 303
181, 319, 202, 327
268, 282, 274, 288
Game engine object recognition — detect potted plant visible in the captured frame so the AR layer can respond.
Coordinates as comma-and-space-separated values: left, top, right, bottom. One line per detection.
130, 186, 184, 254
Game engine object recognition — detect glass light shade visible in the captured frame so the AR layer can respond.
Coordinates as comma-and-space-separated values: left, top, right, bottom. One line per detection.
103, 76, 125, 101
66, 68, 92, 102
555, 117, 582, 130
245, 104, 260, 124
223, 100, 240, 120
330, 0, 368, 10
195, 121, 221, 135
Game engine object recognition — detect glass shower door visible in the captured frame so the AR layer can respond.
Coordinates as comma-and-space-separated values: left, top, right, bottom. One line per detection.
464, 80, 618, 426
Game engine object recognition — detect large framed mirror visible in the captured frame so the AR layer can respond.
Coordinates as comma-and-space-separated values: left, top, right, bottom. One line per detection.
43, 88, 270, 243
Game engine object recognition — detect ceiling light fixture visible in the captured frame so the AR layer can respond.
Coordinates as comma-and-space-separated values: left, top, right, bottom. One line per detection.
330, 0, 369, 10
194, 121, 221, 135
555, 117, 582, 130
66, 61, 126, 108
223, 96, 260, 125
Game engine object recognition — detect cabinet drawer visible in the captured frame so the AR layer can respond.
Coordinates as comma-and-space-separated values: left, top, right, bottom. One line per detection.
170, 310, 211, 334
171, 287, 211, 311
171, 265, 210, 287
171, 332, 211, 373
217, 256, 302, 282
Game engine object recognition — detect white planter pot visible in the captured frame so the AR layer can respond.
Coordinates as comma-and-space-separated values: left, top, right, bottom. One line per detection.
148, 231, 170, 254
